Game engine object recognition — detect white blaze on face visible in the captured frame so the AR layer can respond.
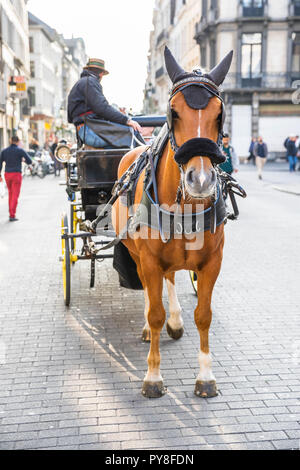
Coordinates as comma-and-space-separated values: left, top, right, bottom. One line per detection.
197, 110, 201, 138
197, 351, 216, 382
199, 157, 206, 187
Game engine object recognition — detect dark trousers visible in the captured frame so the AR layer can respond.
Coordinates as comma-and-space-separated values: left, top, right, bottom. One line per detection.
288, 156, 297, 172
5, 172, 22, 218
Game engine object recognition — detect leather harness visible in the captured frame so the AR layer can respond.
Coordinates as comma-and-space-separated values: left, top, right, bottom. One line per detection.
84, 75, 247, 246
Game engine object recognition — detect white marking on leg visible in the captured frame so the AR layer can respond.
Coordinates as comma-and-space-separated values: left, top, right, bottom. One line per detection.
143, 288, 150, 332
197, 351, 216, 382
166, 279, 184, 331
144, 369, 163, 383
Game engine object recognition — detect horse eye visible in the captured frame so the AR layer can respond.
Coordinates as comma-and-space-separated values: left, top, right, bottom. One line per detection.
172, 109, 179, 120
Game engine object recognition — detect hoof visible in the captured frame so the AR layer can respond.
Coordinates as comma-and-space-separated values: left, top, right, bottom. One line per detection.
194, 380, 218, 398
141, 329, 151, 343
166, 322, 184, 341
142, 381, 166, 399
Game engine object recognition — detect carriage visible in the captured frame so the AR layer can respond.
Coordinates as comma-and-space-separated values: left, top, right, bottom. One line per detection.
58, 116, 166, 306
57, 47, 249, 400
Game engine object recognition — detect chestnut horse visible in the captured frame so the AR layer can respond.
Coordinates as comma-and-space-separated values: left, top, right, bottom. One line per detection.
113, 47, 233, 399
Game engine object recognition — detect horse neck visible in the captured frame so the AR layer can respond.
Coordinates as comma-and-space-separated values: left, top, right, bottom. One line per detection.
157, 141, 212, 211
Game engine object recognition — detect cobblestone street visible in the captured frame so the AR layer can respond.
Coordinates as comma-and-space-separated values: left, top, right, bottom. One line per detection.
0, 164, 299, 450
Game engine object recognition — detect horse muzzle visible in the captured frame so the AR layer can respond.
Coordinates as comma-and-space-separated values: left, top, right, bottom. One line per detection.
185, 167, 217, 199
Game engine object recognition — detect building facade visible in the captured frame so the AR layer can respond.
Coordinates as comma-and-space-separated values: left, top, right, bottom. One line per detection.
0, 0, 30, 149
145, 0, 300, 157
28, 13, 87, 147
144, 0, 201, 114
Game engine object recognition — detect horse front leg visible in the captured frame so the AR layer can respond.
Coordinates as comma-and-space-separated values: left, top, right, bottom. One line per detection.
165, 273, 184, 340
141, 260, 166, 398
194, 255, 223, 398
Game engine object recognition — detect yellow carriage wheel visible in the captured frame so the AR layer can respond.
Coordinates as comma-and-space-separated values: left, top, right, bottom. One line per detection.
70, 203, 78, 255
189, 271, 198, 294
61, 213, 71, 306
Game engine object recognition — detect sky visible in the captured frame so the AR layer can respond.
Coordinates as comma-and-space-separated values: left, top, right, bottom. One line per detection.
27, 0, 156, 112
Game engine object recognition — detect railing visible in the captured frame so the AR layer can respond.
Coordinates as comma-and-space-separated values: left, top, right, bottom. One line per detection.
222, 72, 300, 90
294, 3, 300, 16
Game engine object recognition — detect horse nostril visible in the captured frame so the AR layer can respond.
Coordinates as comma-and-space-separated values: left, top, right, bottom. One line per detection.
186, 167, 196, 186
210, 170, 217, 185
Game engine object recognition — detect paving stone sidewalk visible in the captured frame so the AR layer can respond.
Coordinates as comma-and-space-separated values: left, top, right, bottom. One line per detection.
0, 168, 299, 450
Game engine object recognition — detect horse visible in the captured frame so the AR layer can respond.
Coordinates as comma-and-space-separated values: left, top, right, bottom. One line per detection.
112, 46, 233, 399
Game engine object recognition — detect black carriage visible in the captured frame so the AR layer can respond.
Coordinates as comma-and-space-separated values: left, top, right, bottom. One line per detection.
59, 116, 166, 306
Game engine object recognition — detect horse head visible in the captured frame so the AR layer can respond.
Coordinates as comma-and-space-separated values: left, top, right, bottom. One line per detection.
165, 47, 233, 199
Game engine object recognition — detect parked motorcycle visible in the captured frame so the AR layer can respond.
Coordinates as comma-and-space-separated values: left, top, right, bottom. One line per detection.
24, 150, 54, 178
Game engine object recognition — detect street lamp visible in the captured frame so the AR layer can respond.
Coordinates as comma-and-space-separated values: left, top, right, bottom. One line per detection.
8, 76, 17, 136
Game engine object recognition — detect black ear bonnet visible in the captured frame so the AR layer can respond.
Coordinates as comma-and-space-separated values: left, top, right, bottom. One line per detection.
164, 47, 232, 165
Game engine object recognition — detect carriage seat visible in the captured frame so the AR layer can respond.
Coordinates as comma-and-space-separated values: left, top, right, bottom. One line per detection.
83, 117, 134, 149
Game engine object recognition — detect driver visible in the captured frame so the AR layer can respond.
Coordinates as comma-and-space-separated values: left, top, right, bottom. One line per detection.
68, 58, 142, 148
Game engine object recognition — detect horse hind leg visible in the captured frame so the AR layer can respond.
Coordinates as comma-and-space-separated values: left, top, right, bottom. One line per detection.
165, 273, 184, 341
141, 258, 166, 398
142, 288, 151, 343
128, 251, 151, 342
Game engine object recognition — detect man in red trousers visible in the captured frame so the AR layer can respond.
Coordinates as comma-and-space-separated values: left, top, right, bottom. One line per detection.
0, 136, 32, 222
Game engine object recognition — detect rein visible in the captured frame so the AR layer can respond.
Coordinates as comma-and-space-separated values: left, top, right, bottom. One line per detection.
83, 76, 247, 245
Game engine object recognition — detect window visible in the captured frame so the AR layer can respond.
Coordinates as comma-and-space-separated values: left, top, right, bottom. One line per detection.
202, 0, 208, 18
241, 33, 262, 87
200, 44, 207, 68
30, 61, 35, 78
28, 87, 36, 107
170, 0, 176, 25
294, 0, 300, 16
210, 40, 216, 69
292, 33, 300, 80
243, 0, 264, 17
29, 37, 34, 53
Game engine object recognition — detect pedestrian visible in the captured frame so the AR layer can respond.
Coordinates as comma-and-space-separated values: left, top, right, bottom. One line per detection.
67, 57, 142, 148
29, 138, 39, 153
295, 136, 300, 171
286, 135, 298, 172
0, 135, 32, 222
50, 136, 61, 177
248, 137, 257, 165
219, 134, 239, 175
254, 136, 268, 180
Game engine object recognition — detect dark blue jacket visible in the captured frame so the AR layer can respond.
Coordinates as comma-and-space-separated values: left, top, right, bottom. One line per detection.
67, 71, 129, 126
286, 139, 298, 157
0, 145, 32, 174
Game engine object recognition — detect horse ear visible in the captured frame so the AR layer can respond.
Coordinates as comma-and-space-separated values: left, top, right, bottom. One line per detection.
164, 46, 186, 84
208, 51, 233, 86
